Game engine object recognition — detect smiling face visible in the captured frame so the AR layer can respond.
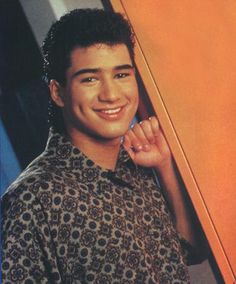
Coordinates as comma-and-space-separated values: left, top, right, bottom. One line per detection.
50, 43, 139, 144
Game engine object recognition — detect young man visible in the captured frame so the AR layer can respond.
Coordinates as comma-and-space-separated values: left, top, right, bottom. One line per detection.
2, 9, 202, 283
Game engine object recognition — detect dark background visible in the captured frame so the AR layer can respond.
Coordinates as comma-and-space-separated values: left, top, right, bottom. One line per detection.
0, 0, 49, 170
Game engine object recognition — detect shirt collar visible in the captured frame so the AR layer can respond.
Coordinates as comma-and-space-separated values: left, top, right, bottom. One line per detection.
45, 128, 137, 189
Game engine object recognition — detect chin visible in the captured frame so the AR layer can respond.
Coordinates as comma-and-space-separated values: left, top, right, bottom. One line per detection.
95, 127, 128, 141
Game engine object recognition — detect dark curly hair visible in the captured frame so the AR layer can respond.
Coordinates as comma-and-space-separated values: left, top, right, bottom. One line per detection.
42, 9, 135, 131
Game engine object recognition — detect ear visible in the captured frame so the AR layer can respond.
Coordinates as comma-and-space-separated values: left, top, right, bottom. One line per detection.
49, 79, 65, 107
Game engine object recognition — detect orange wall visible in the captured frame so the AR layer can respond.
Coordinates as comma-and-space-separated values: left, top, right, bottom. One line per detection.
111, 1, 236, 283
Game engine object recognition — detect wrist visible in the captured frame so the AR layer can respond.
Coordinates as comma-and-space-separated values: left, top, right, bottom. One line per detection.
154, 157, 174, 175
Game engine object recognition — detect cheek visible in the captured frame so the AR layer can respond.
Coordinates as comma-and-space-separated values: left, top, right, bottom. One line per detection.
127, 93, 139, 120
62, 95, 82, 119
71, 85, 98, 105
68, 92, 91, 111
130, 84, 139, 107
125, 81, 139, 98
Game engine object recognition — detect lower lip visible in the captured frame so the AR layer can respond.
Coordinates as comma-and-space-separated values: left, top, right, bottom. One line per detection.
95, 106, 126, 121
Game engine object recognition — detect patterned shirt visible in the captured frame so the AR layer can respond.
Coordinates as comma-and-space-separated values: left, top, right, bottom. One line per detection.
1, 128, 192, 284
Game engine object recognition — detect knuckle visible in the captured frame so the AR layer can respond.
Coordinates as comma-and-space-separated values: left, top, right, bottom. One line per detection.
133, 123, 142, 133
139, 119, 150, 128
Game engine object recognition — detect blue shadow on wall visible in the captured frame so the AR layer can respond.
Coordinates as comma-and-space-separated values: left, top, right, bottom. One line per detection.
0, 118, 21, 196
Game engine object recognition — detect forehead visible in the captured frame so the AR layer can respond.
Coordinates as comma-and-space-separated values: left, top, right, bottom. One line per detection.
69, 43, 133, 69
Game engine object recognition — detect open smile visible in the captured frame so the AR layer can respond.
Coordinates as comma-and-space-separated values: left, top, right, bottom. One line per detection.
94, 105, 126, 120
100, 107, 122, 114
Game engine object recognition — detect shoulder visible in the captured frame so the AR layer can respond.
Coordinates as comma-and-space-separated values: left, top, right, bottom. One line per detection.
2, 151, 57, 216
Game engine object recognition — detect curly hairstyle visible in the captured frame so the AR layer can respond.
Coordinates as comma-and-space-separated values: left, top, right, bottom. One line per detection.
42, 9, 135, 131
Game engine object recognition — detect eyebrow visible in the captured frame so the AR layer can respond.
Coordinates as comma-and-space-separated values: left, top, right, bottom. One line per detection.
71, 64, 134, 78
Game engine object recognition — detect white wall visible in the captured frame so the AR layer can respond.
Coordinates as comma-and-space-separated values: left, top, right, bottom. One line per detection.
19, 0, 103, 47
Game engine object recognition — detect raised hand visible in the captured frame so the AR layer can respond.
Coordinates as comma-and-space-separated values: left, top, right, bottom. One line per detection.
123, 116, 172, 171
124, 117, 199, 247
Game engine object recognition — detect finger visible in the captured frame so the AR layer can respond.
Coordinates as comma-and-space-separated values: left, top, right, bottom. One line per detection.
157, 130, 171, 154
149, 116, 171, 154
130, 123, 151, 151
149, 116, 160, 137
138, 119, 156, 144
125, 127, 143, 151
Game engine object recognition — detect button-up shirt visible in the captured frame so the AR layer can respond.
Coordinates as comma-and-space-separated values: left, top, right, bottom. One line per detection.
2, 128, 192, 283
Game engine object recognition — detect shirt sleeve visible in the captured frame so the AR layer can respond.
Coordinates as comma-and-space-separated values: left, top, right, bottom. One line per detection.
1, 187, 61, 284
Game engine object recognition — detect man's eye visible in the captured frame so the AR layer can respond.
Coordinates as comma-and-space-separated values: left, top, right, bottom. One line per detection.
80, 77, 97, 83
115, 73, 130, 79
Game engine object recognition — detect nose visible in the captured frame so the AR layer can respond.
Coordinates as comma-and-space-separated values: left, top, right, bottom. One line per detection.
99, 78, 121, 102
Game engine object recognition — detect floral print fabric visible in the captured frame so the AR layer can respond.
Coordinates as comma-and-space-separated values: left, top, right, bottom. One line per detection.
1, 128, 191, 283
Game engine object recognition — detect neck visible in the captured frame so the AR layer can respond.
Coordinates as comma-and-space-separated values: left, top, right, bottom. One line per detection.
67, 128, 121, 170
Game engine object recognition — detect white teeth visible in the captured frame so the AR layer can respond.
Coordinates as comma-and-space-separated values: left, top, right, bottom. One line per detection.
101, 108, 121, 114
